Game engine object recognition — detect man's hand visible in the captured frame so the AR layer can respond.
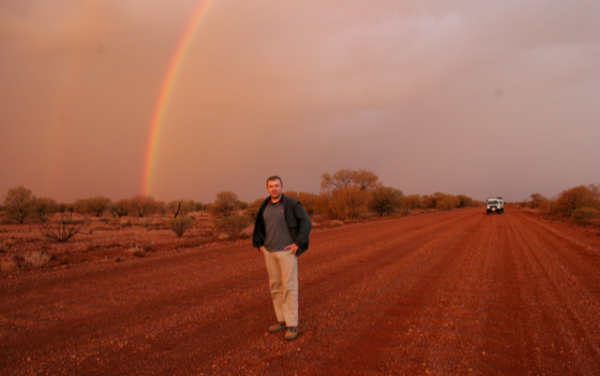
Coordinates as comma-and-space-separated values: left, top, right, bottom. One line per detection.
259, 246, 266, 253
284, 243, 299, 254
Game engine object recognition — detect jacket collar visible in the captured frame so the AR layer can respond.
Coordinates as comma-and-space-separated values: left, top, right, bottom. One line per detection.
268, 193, 285, 205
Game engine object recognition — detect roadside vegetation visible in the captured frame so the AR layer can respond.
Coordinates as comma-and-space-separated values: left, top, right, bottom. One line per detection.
520, 184, 600, 227
1, 169, 480, 273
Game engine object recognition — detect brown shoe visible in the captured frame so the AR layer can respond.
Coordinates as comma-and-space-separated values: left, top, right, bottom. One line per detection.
268, 322, 286, 333
285, 326, 298, 340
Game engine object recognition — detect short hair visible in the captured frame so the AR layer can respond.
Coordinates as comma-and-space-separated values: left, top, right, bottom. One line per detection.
266, 175, 283, 186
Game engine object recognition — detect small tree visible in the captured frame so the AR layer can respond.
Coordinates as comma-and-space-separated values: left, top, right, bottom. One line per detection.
40, 212, 87, 242
214, 215, 252, 239
129, 195, 157, 217
3, 186, 33, 223
76, 196, 111, 217
321, 169, 354, 191
165, 216, 194, 238
369, 186, 403, 216
30, 197, 58, 222
210, 191, 239, 218
168, 199, 195, 218
110, 198, 131, 218
352, 169, 380, 191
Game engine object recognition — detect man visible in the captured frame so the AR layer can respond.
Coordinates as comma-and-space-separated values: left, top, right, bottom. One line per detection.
253, 176, 312, 341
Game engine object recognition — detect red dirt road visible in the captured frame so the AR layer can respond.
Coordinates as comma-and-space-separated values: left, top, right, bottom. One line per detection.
2, 207, 600, 375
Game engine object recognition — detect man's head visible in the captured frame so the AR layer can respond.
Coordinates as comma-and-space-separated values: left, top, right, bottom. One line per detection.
266, 176, 283, 201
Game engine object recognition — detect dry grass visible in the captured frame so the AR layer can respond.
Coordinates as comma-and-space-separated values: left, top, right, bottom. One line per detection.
125, 246, 145, 258
24, 251, 51, 268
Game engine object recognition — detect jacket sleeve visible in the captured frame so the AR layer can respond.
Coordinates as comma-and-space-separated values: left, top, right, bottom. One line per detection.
293, 203, 311, 247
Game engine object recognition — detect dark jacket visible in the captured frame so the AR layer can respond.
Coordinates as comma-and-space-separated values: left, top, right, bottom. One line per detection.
253, 194, 312, 256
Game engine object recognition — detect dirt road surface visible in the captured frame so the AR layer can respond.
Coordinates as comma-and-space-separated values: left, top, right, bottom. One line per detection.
2, 207, 600, 375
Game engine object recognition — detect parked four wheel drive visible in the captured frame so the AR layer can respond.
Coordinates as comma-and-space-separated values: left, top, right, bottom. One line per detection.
486, 198, 504, 214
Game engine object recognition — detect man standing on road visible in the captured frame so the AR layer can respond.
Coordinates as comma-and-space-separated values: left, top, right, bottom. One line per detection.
253, 176, 312, 341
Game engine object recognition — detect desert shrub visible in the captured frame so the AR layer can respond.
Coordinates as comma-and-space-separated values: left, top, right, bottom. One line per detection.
24, 251, 51, 268
74, 196, 111, 217
3, 185, 33, 223
330, 220, 344, 227
129, 195, 157, 217
369, 186, 404, 216
126, 246, 145, 258
456, 195, 475, 208
245, 198, 265, 220
422, 195, 436, 209
538, 199, 557, 215
214, 215, 252, 239
404, 194, 422, 210
210, 191, 240, 218
39, 213, 87, 242
168, 199, 195, 218
528, 193, 548, 209
285, 191, 318, 215
165, 216, 194, 238
330, 186, 371, 219
1, 258, 16, 273
570, 207, 599, 225
155, 201, 168, 217
555, 185, 600, 217
143, 244, 157, 252
314, 191, 336, 219
30, 197, 58, 222
435, 194, 460, 211
57, 202, 75, 214
110, 199, 131, 218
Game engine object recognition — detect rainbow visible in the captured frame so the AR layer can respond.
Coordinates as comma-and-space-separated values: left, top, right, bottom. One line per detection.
142, 0, 214, 195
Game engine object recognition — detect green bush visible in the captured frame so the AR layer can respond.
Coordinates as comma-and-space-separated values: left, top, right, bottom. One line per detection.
165, 216, 194, 238
570, 207, 599, 225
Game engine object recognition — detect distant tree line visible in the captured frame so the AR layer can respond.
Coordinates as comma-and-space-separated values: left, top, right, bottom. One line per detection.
1, 170, 480, 226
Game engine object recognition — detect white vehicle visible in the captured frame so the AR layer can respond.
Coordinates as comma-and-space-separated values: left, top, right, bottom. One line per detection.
486, 197, 504, 214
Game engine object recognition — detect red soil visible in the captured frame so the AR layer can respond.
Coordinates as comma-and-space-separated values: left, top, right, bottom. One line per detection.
1, 207, 600, 375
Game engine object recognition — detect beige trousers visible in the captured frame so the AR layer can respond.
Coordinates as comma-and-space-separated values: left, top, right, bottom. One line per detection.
263, 249, 298, 327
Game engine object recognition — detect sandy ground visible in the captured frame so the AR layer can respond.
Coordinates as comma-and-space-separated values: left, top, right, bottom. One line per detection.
2, 207, 600, 375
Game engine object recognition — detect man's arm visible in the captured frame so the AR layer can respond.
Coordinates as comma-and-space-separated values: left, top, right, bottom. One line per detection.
293, 203, 311, 246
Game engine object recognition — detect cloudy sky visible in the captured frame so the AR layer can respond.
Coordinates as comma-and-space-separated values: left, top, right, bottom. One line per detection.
1, 0, 599, 204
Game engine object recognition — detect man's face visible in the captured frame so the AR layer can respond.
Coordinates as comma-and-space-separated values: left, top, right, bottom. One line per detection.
267, 179, 282, 201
